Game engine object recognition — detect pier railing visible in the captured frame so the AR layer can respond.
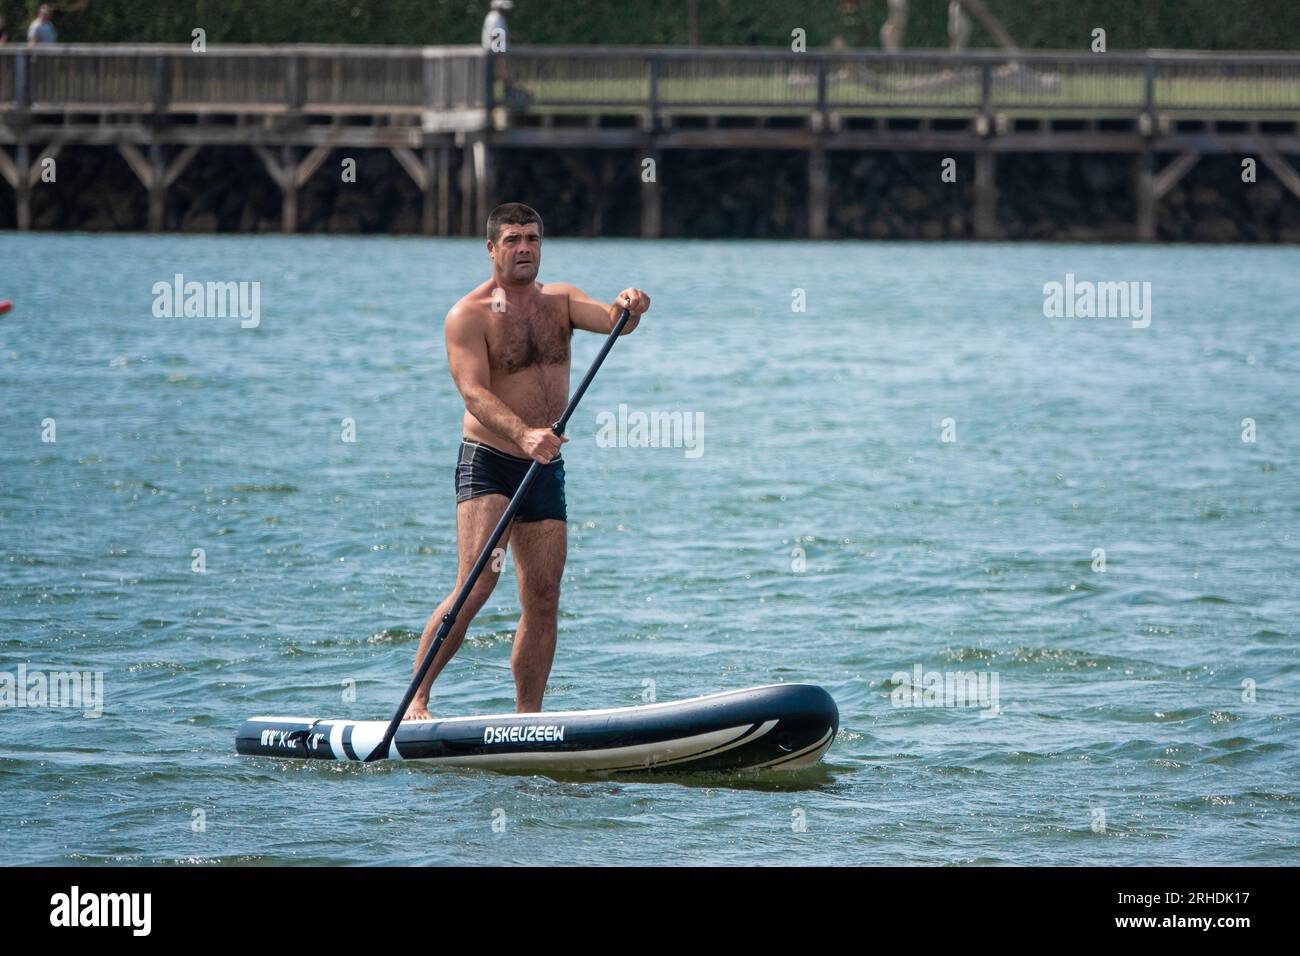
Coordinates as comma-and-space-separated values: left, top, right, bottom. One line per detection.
2, 45, 1299, 118
498, 47, 1300, 117
0, 45, 486, 114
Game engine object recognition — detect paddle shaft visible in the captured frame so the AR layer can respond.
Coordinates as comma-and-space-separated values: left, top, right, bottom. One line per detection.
369, 307, 634, 760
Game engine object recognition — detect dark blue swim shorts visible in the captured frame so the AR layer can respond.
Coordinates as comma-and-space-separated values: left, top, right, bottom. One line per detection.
454, 438, 567, 523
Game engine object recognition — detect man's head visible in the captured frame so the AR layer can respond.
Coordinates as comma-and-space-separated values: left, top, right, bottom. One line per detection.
487, 203, 543, 286
38, 4, 53, 21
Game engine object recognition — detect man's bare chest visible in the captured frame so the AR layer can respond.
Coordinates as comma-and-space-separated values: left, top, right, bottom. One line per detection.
487, 302, 572, 375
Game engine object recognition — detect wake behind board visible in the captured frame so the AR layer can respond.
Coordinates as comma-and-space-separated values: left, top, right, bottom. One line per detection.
237, 683, 838, 774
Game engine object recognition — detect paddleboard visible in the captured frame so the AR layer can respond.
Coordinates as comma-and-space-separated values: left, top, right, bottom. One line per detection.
236, 683, 838, 773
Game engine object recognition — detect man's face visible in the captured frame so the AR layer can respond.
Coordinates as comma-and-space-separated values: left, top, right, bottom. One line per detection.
490, 225, 541, 283
39, 5, 52, 19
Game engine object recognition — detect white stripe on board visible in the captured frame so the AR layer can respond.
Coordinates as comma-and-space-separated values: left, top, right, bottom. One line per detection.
328, 722, 347, 760
746, 727, 835, 771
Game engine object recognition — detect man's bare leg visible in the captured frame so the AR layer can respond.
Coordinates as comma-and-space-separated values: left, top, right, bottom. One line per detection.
508, 518, 567, 713
404, 494, 511, 720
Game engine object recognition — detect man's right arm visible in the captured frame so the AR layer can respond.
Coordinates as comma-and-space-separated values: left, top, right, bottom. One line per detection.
445, 305, 532, 449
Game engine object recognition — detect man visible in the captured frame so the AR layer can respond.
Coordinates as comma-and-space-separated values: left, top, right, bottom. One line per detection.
404, 203, 650, 719
480, 0, 512, 52
948, 0, 971, 51
27, 4, 57, 46
880, 0, 907, 52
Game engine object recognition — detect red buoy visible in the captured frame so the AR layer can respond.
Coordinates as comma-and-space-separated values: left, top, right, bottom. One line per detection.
0, 300, 12, 315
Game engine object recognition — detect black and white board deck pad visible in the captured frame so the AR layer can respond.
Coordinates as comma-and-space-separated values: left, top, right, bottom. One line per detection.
237, 683, 838, 773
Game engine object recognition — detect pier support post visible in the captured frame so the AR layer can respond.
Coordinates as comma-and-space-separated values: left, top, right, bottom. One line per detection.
15, 143, 31, 231
250, 145, 302, 232
1259, 148, 1300, 201
422, 146, 436, 235
1135, 150, 1155, 241
0, 149, 19, 228
391, 144, 438, 235
253, 144, 332, 234
148, 143, 165, 231
118, 143, 200, 231
2, 138, 65, 231
459, 139, 474, 236
808, 144, 829, 239
438, 146, 452, 236
974, 149, 998, 239
281, 146, 299, 233
640, 145, 662, 239
1139, 151, 1201, 241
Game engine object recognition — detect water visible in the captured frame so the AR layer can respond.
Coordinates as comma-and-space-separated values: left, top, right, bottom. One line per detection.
1, 234, 1297, 865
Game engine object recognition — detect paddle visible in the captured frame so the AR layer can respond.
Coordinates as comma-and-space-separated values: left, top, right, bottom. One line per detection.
368, 306, 635, 761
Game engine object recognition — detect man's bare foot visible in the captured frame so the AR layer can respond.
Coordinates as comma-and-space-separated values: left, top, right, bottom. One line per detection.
403, 702, 432, 721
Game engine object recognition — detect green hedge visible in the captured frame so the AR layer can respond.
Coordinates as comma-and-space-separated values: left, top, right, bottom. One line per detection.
0, 0, 1296, 50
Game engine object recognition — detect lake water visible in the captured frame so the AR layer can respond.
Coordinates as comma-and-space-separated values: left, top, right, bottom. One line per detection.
1, 234, 1297, 865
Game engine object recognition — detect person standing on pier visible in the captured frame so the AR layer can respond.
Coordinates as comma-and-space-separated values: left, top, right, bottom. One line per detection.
27, 4, 57, 46
481, 0, 512, 52
881, 0, 908, 52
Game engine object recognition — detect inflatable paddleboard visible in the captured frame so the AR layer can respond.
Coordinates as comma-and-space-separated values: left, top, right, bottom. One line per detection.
237, 683, 838, 774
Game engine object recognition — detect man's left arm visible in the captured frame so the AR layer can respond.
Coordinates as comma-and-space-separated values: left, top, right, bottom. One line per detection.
551, 283, 650, 335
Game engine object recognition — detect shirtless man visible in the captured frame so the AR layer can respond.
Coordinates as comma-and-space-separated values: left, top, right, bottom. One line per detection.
404, 203, 650, 719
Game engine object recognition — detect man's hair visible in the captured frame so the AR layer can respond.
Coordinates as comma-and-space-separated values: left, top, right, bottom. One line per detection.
486, 203, 542, 244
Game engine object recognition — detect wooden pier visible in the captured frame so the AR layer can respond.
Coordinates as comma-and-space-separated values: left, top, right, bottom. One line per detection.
2, 44, 1299, 237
